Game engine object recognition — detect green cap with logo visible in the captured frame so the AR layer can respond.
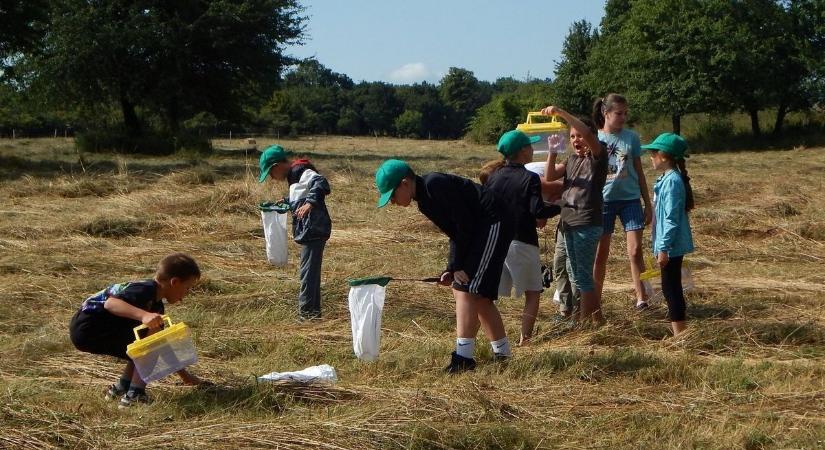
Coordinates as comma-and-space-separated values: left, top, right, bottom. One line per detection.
641, 133, 689, 160
497, 130, 541, 157
258, 145, 292, 182
375, 159, 411, 208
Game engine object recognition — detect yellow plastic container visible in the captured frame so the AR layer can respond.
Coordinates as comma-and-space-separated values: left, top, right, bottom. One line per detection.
126, 315, 198, 383
516, 112, 569, 155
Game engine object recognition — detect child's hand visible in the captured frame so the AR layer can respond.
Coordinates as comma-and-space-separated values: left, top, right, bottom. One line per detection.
438, 271, 454, 286
657, 252, 669, 268
141, 313, 164, 329
453, 270, 470, 285
643, 205, 653, 226
541, 105, 559, 116
295, 202, 313, 219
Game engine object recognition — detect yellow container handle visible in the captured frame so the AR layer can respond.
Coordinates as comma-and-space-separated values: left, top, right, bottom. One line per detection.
525, 112, 563, 125
133, 315, 174, 341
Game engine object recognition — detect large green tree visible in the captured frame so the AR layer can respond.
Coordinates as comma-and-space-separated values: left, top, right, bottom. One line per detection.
439, 67, 488, 138
30, 0, 305, 136
552, 20, 599, 116
587, 0, 719, 134
0, 0, 48, 67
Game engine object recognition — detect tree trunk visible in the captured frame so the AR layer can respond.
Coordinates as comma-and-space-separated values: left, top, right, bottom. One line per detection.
166, 97, 180, 134
773, 101, 788, 136
748, 108, 761, 136
671, 114, 681, 135
120, 96, 141, 137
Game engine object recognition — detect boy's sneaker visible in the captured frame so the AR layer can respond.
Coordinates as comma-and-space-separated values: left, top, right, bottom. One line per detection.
118, 390, 150, 408
635, 301, 650, 311
104, 383, 128, 401
444, 351, 476, 374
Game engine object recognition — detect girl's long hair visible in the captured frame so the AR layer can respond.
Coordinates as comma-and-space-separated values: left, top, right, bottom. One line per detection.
676, 159, 695, 212
478, 158, 505, 185
592, 93, 627, 130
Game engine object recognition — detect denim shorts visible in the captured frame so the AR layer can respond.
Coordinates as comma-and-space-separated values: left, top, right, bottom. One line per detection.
563, 225, 602, 292
603, 199, 645, 234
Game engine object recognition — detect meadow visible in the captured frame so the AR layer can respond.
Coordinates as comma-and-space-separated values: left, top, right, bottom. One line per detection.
1, 136, 823, 449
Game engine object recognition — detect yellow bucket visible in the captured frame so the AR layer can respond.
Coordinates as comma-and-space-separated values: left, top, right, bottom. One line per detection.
516, 112, 568, 154
126, 315, 198, 382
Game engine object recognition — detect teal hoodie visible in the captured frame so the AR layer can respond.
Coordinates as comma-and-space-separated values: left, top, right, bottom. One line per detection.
652, 170, 694, 257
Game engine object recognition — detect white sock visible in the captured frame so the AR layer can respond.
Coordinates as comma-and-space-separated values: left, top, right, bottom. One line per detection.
455, 337, 475, 359
491, 337, 511, 357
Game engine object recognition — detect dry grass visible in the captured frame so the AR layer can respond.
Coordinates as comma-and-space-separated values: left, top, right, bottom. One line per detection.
1, 137, 824, 449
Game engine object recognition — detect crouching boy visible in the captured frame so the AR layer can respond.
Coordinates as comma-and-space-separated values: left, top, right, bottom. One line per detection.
375, 159, 515, 373
69, 253, 206, 407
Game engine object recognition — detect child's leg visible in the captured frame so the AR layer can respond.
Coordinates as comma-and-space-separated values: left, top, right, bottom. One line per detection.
474, 295, 510, 357
553, 228, 576, 316
593, 233, 612, 299
298, 240, 325, 318
661, 256, 687, 335
625, 229, 648, 305
454, 289, 482, 339
520, 290, 540, 343
121, 361, 135, 380
566, 226, 604, 322
129, 364, 146, 389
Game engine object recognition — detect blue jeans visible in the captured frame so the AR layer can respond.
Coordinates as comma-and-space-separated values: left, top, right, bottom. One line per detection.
563, 225, 602, 293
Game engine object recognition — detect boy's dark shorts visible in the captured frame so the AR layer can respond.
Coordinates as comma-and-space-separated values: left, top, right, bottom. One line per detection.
452, 220, 514, 301
69, 310, 136, 360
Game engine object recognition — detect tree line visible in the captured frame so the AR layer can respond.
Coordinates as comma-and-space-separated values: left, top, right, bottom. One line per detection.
1, 0, 822, 152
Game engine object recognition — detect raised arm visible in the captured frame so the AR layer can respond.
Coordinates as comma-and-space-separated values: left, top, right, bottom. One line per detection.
541, 105, 602, 158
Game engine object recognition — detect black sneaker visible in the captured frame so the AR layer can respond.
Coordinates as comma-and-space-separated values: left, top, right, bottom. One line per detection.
118, 390, 150, 408
104, 383, 127, 401
635, 301, 650, 311
444, 352, 476, 374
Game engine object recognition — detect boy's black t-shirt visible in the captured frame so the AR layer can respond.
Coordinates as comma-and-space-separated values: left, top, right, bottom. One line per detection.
414, 173, 512, 272
485, 162, 560, 246
72, 279, 164, 332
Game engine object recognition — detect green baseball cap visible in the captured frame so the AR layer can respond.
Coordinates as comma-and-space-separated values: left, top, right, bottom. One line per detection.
497, 130, 541, 157
258, 145, 292, 183
641, 133, 689, 160
375, 159, 411, 208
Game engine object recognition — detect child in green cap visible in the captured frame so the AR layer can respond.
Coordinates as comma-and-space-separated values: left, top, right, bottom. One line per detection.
479, 130, 560, 345
643, 133, 695, 336
259, 145, 332, 320
375, 159, 515, 373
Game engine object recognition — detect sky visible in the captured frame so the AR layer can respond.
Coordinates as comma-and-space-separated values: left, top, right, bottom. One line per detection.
286, 1, 607, 84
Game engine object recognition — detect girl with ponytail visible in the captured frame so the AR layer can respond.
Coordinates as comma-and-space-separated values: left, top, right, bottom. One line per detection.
592, 94, 654, 311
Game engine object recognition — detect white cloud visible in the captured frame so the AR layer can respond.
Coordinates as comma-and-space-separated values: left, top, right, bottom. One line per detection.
388, 62, 433, 84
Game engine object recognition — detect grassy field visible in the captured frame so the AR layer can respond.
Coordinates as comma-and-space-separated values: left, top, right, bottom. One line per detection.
1, 136, 824, 449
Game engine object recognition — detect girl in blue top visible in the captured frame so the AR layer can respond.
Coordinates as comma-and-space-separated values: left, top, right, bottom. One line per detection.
642, 133, 695, 336
592, 94, 653, 310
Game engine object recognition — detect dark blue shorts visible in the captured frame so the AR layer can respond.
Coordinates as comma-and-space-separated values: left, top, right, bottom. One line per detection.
603, 199, 645, 234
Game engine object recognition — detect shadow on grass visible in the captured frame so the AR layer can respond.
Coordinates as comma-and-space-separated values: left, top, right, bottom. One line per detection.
688, 304, 736, 320
173, 380, 360, 415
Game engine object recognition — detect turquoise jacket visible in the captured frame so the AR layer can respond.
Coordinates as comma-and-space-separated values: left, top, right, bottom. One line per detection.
652, 170, 694, 257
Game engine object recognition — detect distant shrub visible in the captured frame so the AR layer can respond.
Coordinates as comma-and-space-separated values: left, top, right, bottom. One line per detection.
465, 94, 521, 144
76, 128, 212, 155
